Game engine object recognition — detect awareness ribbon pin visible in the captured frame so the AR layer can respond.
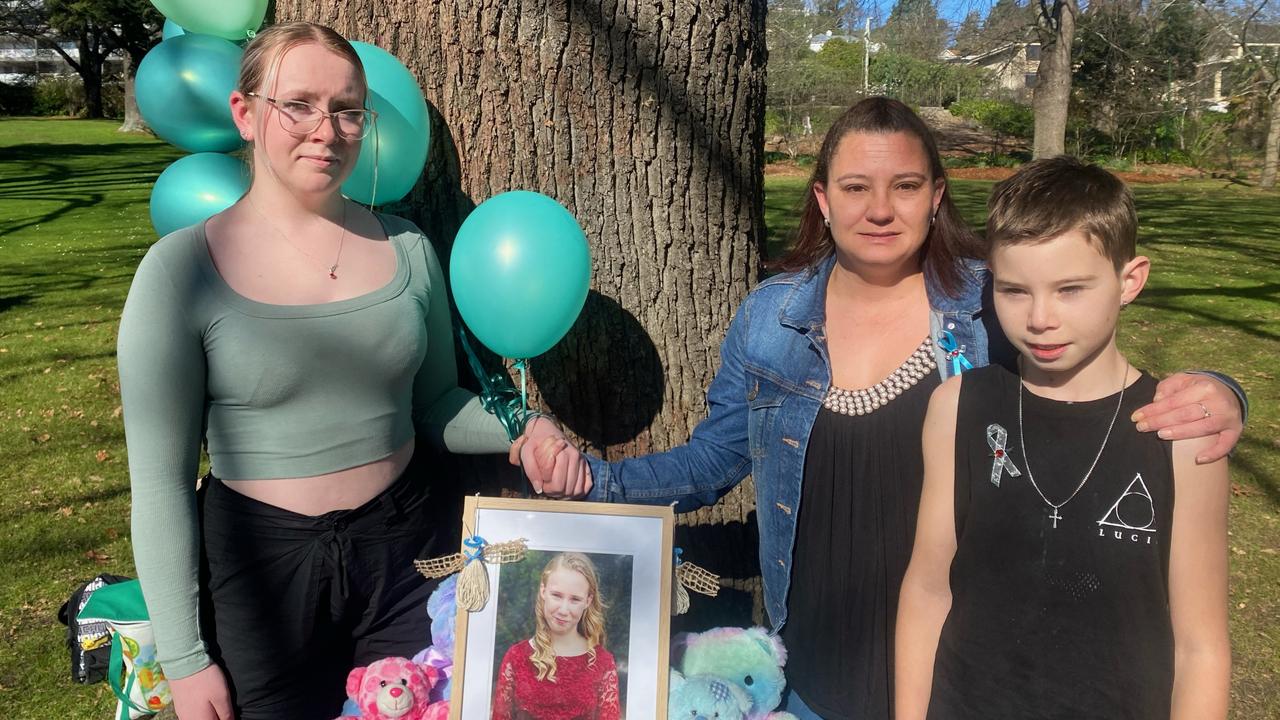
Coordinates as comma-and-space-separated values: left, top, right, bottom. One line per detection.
986, 423, 1021, 487
938, 331, 974, 376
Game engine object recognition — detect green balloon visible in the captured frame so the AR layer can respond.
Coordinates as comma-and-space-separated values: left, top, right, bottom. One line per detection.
150, 0, 266, 41
342, 42, 430, 206
450, 192, 591, 359
150, 153, 249, 236
136, 34, 243, 153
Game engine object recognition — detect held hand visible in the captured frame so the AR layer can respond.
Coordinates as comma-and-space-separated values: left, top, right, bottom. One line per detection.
168, 663, 235, 720
1134, 372, 1243, 464
509, 416, 593, 497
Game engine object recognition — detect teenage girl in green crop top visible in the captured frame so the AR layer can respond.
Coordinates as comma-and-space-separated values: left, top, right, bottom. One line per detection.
117, 23, 588, 720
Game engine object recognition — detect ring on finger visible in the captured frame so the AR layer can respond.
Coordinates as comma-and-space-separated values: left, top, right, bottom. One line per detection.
1196, 402, 1211, 419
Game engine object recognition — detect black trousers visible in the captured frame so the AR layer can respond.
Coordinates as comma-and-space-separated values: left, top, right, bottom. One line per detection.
199, 467, 443, 720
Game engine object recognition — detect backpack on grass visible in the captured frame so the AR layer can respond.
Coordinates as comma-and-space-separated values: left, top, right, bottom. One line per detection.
58, 573, 131, 684
78, 579, 172, 719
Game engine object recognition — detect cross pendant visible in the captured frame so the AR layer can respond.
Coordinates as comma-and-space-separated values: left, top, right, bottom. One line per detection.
1049, 507, 1062, 529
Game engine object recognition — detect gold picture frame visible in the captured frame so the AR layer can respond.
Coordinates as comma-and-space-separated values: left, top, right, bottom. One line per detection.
449, 496, 674, 720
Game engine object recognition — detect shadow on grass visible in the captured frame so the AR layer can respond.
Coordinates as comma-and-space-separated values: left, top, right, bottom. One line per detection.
1234, 435, 1280, 511
1138, 283, 1280, 342
0, 143, 176, 239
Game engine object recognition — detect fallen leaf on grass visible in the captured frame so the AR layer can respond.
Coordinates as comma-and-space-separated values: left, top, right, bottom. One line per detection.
34, 433, 51, 443
95, 449, 110, 462
1232, 483, 1254, 497
106, 528, 119, 540
85, 549, 111, 564
111, 406, 122, 418
57, 506, 73, 517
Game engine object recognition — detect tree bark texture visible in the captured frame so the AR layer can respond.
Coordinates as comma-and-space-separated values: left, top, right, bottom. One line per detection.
1263, 88, 1279, 189
119, 52, 147, 133
1032, 0, 1076, 159
275, 1, 770, 620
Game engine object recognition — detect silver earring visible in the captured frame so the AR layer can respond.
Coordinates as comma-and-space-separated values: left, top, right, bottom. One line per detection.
823, 217, 830, 227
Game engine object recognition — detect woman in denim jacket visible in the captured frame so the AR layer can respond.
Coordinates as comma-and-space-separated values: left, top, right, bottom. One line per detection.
524, 98, 1245, 719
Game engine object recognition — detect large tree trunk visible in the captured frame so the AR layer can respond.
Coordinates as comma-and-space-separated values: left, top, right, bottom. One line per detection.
119, 51, 148, 133
1263, 89, 1279, 189
276, 1, 769, 624
1032, 0, 1076, 159
76, 35, 105, 119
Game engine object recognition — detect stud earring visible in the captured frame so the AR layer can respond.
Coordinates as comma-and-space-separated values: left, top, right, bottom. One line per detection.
823, 217, 830, 227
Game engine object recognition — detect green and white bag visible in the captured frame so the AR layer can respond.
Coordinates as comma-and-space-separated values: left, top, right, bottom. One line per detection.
78, 580, 172, 720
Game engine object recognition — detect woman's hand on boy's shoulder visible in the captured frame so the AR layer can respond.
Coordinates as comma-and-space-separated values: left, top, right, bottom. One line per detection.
508, 416, 593, 498
1134, 373, 1243, 464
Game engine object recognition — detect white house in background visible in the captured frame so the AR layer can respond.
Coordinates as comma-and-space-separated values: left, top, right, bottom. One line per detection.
944, 42, 1041, 100
0, 33, 123, 84
1196, 25, 1280, 111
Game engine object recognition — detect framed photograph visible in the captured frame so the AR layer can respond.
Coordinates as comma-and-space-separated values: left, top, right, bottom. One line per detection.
450, 497, 674, 720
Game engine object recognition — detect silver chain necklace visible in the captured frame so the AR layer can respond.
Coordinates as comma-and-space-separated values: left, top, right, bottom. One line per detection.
246, 196, 348, 279
1017, 363, 1129, 529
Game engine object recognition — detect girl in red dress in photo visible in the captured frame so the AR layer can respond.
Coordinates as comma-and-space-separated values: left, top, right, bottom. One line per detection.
492, 553, 622, 720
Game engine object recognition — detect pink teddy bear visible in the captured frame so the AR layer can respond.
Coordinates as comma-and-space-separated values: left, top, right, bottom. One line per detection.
337, 656, 449, 720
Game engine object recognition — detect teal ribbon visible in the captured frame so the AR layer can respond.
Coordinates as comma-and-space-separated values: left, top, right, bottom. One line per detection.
938, 330, 974, 375
463, 535, 488, 564
457, 327, 531, 442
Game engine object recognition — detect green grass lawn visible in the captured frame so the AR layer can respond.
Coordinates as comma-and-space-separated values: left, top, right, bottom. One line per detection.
1, 120, 1277, 718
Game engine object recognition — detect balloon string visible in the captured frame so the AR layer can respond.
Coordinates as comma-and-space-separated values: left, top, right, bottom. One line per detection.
456, 326, 529, 443
515, 359, 528, 418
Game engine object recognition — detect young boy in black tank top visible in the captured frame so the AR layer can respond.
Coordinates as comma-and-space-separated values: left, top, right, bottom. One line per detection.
895, 157, 1230, 720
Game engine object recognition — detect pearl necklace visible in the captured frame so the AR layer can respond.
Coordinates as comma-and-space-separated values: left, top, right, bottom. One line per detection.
822, 337, 937, 416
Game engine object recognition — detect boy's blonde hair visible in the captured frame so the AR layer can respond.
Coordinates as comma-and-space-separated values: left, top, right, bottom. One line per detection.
531, 552, 608, 682
986, 156, 1137, 270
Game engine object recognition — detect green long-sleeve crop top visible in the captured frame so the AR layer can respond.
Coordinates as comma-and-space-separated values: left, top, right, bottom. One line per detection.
116, 214, 511, 679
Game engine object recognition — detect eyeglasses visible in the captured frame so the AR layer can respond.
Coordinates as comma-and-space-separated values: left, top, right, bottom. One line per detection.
246, 92, 377, 140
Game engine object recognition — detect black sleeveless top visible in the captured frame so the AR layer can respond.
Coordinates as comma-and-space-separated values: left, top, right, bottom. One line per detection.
927, 365, 1175, 720
782, 369, 940, 719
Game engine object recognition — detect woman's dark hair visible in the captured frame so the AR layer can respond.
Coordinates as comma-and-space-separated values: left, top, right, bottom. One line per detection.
771, 97, 983, 296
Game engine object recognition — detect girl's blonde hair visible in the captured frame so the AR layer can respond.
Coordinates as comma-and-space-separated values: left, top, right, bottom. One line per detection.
238, 22, 366, 99
531, 552, 608, 682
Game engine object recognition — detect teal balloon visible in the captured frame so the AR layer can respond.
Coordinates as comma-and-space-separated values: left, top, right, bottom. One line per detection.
161, 20, 185, 40
150, 153, 249, 236
136, 34, 243, 153
342, 41, 429, 206
450, 192, 591, 359
150, 0, 266, 41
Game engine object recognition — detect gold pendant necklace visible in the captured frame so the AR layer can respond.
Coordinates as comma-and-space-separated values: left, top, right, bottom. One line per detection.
246, 196, 347, 279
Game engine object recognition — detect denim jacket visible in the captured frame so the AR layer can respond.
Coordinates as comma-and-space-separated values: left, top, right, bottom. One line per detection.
586, 254, 1014, 632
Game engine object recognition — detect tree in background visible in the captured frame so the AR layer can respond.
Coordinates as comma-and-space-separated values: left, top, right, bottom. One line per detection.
1031, 0, 1078, 157
276, 0, 771, 625
880, 0, 948, 60
1073, 0, 1206, 159
768, 0, 825, 148
1195, 0, 1280, 188
952, 10, 983, 55
109, 1, 163, 132
0, 0, 160, 122
983, 0, 1036, 49
812, 0, 871, 33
